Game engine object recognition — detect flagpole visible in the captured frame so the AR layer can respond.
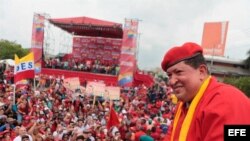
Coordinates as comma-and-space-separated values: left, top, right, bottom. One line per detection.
13, 54, 17, 106
13, 84, 16, 105
92, 95, 96, 108
34, 76, 36, 91
210, 44, 215, 75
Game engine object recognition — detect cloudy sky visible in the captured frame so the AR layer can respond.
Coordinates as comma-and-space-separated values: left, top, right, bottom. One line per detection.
1, 0, 250, 70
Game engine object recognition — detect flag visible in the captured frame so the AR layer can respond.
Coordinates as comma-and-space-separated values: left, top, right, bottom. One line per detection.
118, 19, 139, 87
107, 107, 120, 129
201, 21, 229, 56
15, 79, 29, 89
14, 52, 35, 83
31, 13, 45, 74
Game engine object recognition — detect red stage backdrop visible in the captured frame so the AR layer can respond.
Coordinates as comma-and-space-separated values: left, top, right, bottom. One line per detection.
30, 13, 45, 74
118, 19, 139, 87
72, 36, 122, 64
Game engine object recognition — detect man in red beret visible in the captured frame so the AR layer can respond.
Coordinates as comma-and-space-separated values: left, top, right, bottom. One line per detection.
161, 42, 250, 141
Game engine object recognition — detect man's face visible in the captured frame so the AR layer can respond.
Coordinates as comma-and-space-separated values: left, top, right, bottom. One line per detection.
115, 132, 121, 139
19, 127, 27, 136
0, 106, 4, 114
78, 120, 83, 126
167, 61, 205, 102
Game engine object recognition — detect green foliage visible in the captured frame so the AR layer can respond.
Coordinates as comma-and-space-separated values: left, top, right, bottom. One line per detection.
0, 39, 30, 60
223, 76, 250, 97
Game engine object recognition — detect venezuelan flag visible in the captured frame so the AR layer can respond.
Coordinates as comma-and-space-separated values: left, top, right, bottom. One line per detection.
127, 30, 136, 38
118, 72, 133, 86
35, 24, 44, 32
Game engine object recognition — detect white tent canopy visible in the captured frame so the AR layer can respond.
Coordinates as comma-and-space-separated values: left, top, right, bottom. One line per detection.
0, 59, 15, 66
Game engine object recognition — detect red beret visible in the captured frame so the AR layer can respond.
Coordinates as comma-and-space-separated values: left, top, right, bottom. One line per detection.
161, 42, 203, 71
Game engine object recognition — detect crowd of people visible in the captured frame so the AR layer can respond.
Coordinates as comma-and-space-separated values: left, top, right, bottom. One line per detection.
0, 71, 176, 141
2, 41, 248, 141
43, 58, 120, 76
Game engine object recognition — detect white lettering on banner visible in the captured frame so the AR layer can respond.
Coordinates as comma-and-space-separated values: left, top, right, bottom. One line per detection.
112, 41, 122, 46
120, 61, 133, 67
204, 48, 223, 54
80, 39, 90, 43
121, 51, 135, 55
121, 48, 135, 55
73, 43, 82, 47
96, 39, 105, 44
15, 62, 34, 73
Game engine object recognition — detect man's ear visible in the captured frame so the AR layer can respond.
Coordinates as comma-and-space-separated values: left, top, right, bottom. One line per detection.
198, 64, 208, 79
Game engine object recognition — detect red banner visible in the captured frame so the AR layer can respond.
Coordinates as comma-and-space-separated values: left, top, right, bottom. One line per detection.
30, 13, 45, 74
72, 36, 122, 65
118, 19, 139, 87
201, 21, 229, 56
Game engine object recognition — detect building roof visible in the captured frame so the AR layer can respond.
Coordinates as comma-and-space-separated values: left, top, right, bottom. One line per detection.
205, 55, 250, 76
204, 55, 245, 65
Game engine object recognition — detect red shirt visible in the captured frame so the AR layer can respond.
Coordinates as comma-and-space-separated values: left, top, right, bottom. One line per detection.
134, 131, 146, 141
164, 77, 250, 141
151, 132, 161, 140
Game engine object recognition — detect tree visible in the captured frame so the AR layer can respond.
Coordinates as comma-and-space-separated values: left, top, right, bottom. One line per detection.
223, 76, 250, 97
244, 50, 250, 70
0, 39, 30, 60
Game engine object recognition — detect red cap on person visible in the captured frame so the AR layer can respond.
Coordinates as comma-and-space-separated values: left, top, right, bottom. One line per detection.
24, 116, 34, 120
161, 42, 203, 71
162, 113, 170, 119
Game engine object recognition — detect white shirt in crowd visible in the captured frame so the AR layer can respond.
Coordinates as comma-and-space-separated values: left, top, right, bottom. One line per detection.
13, 134, 33, 141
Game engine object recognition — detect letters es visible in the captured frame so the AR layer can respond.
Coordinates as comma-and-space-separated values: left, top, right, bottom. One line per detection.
16, 62, 33, 72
